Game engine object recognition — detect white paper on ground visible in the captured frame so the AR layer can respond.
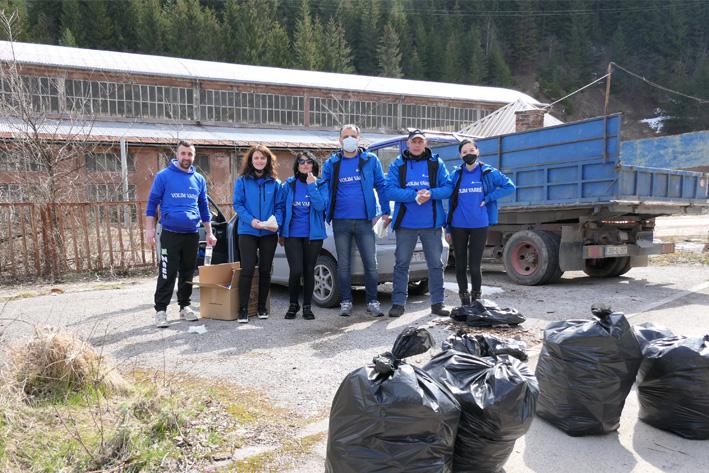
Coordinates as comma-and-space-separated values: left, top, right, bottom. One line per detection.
188, 325, 208, 335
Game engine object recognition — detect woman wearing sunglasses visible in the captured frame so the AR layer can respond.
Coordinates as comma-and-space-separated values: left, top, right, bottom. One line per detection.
279, 152, 328, 320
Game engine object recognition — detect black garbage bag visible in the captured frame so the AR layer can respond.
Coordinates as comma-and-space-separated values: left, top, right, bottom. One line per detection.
325, 327, 461, 473
442, 332, 528, 361
633, 322, 674, 349
424, 351, 538, 473
637, 335, 709, 439
466, 299, 526, 327
535, 304, 642, 436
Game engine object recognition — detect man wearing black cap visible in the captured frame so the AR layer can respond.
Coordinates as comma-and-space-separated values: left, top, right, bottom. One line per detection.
385, 129, 452, 317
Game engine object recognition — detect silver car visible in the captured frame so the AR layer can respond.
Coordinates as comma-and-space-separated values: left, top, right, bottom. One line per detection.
196, 198, 448, 308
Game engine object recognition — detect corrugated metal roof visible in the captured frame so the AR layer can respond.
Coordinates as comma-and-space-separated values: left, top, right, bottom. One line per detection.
458, 99, 564, 137
0, 41, 544, 106
0, 118, 400, 149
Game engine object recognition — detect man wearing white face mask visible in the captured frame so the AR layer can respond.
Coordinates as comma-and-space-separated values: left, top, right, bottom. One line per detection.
321, 124, 391, 317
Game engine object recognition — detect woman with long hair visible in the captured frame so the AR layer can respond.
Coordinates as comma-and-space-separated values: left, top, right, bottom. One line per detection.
279, 152, 328, 320
232, 145, 283, 323
446, 139, 515, 305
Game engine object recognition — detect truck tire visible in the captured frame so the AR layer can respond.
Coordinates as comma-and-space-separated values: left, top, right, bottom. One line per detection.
614, 257, 633, 276
540, 231, 564, 283
503, 230, 562, 286
583, 257, 628, 278
312, 254, 341, 308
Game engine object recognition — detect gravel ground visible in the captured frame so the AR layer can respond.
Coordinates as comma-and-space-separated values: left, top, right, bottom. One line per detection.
1, 264, 708, 472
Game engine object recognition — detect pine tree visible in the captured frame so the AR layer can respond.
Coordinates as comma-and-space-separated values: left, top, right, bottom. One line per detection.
322, 17, 355, 73
265, 22, 291, 68
59, 28, 77, 47
107, 0, 139, 52
83, 0, 114, 50
465, 26, 487, 84
293, 0, 323, 70
510, 0, 538, 70
0, 0, 30, 41
59, 0, 83, 46
351, 0, 381, 76
377, 22, 403, 78
135, 0, 166, 54
486, 42, 513, 86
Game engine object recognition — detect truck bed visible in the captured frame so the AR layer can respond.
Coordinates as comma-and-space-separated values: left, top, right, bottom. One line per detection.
470, 114, 709, 218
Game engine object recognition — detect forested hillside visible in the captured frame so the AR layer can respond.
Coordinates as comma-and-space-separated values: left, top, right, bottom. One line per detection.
2, 0, 708, 136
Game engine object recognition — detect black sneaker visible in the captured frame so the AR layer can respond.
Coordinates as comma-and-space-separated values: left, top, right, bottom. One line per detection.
285, 303, 299, 320
238, 306, 249, 324
472, 290, 482, 300
257, 305, 269, 320
388, 304, 405, 318
459, 292, 471, 306
431, 303, 450, 317
302, 305, 315, 320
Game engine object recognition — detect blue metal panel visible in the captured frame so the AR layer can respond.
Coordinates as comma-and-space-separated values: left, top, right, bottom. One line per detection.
621, 130, 709, 169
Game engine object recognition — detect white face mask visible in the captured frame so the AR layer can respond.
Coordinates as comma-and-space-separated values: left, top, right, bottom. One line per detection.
342, 136, 358, 153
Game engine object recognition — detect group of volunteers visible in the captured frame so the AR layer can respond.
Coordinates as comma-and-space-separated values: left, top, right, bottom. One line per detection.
145, 125, 515, 328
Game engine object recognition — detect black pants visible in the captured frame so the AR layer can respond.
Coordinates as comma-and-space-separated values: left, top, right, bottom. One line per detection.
154, 230, 199, 312
284, 238, 323, 306
451, 227, 488, 293
238, 234, 278, 309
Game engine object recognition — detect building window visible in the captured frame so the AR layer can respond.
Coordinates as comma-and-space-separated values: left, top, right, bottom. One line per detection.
65, 79, 194, 120
309, 97, 400, 130
401, 104, 481, 131
200, 89, 304, 126
0, 149, 46, 171
85, 152, 135, 172
86, 183, 136, 202
0, 183, 33, 202
0, 76, 60, 113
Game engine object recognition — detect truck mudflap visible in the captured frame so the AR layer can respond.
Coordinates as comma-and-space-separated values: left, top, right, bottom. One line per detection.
583, 242, 675, 259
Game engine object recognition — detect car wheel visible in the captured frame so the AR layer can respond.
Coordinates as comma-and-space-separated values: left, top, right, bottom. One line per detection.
313, 254, 340, 308
408, 279, 429, 296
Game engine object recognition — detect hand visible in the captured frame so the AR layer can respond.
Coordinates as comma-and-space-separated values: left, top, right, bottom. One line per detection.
278, 237, 285, 246
206, 233, 217, 246
251, 218, 262, 229
146, 228, 156, 247
445, 233, 452, 244
416, 189, 431, 204
480, 200, 487, 208
381, 214, 392, 228
306, 172, 316, 184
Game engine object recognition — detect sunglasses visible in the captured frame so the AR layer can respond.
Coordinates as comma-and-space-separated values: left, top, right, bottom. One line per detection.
298, 159, 314, 165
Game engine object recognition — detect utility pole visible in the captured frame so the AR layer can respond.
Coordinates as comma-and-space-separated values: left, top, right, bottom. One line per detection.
604, 62, 613, 115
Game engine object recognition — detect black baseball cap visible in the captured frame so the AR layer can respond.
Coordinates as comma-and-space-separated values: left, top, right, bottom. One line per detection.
407, 129, 426, 140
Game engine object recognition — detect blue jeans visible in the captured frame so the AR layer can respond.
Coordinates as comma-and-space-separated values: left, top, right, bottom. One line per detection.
333, 218, 378, 303
392, 227, 445, 306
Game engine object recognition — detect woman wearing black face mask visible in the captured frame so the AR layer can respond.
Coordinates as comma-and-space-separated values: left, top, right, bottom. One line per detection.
278, 152, 328, 320
445, 139, 515, 305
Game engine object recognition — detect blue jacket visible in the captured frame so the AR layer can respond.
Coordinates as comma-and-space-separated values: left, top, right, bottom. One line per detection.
446, 162, 515, 227
386, 150, 451, 229
233, 173, 284, 237
321, 148, 390, 223
145, 159, 210, 233
280, 176, 329, 240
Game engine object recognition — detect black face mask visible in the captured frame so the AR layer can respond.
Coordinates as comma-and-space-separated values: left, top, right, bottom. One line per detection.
462, 153, 478, 165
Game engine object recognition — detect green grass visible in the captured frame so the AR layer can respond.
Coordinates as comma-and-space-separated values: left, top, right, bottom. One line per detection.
0, 370, 315, 472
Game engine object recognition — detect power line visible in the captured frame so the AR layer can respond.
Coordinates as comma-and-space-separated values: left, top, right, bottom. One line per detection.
611, 62, 709, 104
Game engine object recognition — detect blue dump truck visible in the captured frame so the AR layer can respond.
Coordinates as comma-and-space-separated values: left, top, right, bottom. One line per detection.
368, 114, 709, 285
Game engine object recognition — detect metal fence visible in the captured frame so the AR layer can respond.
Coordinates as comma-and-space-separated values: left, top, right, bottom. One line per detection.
0, 201, 155, 281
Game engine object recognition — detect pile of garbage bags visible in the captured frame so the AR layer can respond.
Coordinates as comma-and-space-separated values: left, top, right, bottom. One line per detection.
633, 323, 709, 440
426, 333, 538, 473
325, 327, 460, 473
326, 328, 536, 473
450, 299, 526, 327
535, 304, 642, 436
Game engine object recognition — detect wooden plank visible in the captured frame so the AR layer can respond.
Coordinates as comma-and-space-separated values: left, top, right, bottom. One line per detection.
80, 204, 92, 271
94, 204, 104, 270
30, 205, 40, 275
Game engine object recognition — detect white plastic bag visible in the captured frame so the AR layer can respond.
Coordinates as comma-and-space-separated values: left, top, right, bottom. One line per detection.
373, 217, 388, 239
262, 215, 278, 231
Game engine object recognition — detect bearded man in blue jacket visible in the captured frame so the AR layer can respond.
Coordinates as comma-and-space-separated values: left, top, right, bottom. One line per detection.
321, 124, 391, 317
146, 141, 217, 328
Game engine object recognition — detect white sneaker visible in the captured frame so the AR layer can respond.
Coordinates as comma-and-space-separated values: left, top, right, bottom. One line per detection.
155, 310, 168, 328
366, 301, 385, 317
179, 306, 199, 322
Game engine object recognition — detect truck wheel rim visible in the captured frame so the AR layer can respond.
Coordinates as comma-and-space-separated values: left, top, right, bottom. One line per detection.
313, 264, 334, 302
510, 241, 540, 276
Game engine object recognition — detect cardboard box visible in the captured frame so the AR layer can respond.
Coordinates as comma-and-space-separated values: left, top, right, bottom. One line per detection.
194, 262, 270, 321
